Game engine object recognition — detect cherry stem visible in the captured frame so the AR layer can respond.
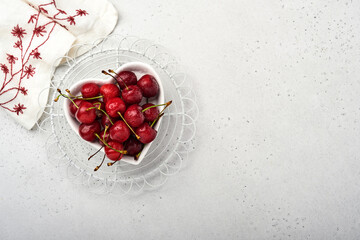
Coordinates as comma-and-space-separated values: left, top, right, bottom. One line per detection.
86, 106, 114, 125
135, 151, 142, 160
151, 113, 164, 127
107, 161, 117, 167
101, 70, 120, 86
142, 101, 172, 112
88, 146, 103, 161
94, 133, 128, 154
117, 111, 140, 139
102, 70, 127, 90
151, 100, 172, 127
92, 102, 101, 109
70, 95, 104, 101
103, 125, 109, 137
94, 154, 106, 171
76, 95, 103, 100
55, 89, 79, 108
109, 69, 129, 90
65, 89, 77, 98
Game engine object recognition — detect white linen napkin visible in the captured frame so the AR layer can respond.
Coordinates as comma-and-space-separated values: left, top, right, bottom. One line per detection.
0, 0, 118, 130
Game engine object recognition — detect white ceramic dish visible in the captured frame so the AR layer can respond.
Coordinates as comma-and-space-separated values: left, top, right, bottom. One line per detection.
63, 62, 165, 165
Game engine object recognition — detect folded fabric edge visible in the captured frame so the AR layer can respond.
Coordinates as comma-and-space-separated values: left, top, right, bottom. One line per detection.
27, 36, 77, 130
67, 1, 119, 59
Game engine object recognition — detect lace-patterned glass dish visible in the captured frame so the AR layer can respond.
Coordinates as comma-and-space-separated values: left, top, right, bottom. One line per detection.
36, 35, 198, 195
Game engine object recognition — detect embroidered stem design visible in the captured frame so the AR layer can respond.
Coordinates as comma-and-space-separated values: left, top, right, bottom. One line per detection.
0, 0, 88, 115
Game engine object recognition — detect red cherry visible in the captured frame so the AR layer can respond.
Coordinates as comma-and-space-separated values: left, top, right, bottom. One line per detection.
100, 84, 120, 103
142, 103, 159, 122
124, 104, 145, 128
105, 97, 126, 117
98, 129, 110, 146
69, 99, 83, 117
105, 141, 124, 161
116, 71, 137, 89
125, 137, 143, 156
135, 123, 157, 144
75, 101, 97, 124
101, 114, 116, 128
122, 85, 143, 105
81, 83, 100, 98
79, 121, 101, 142
137, 74, 159, 98
109, 120, 130, 143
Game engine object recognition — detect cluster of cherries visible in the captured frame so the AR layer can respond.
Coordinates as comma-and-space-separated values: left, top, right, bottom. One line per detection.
55, 69, 171, 171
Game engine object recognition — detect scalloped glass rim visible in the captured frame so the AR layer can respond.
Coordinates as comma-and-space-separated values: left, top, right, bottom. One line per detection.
36, 35, 198, 195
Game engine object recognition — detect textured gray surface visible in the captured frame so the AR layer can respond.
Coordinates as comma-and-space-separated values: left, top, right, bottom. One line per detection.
1, 0, 360, 239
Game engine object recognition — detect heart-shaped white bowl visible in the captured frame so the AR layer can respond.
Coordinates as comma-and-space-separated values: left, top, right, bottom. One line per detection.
63, 62, 165, 165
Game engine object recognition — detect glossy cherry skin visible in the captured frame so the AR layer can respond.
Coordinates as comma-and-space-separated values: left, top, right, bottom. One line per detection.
101, 114, 116, 128
122, 85, 143, 105
109, 120, 130, 143
100, 84, 120, 103
69, 99, 83, 117
136, 123, 157, 144
105, 141, 124, 161
98, 129, 110, 146
75, 101, 97, 124
116, 71, 137, 89
137, 74, 159, 98
81, 83, 100, 98
142, 103, 159, 122
89, 100, 105, 118
124, 104, 145, 128
105, 97, 126, 117
79, 121, 101, 142
125, 137, 143, 156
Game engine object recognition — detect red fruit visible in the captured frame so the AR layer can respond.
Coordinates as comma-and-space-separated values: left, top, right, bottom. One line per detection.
105, 97, 126, 117
75, 101, 97, 124
79, 121, 101, 142
81, 83, 100, 98
109, 121, 130, 143
105, 141, 124, 161
98, 129, 110, 146
101, 114, 116, 128
69, 99, 83, 117
116, 71, 137, 89
137, 74, 159, 98
89, 100, 105, 118
136, 123, 157, 144
142, 103, 159, 122
125, 137, 143, 156
100, 84, 120, 103
124, 104, 145, 128
122, 85, 143, 105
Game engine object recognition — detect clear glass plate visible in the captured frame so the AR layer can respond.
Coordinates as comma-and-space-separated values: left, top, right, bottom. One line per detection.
36, 35, 198, 195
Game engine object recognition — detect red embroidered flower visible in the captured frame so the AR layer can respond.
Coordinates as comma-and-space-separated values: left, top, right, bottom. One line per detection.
28, 14, 37, 24
76, 9, 88, 16
19, 87, 28, 96
24, 65, 35, 79
66, 16, 76, 25
30, 49, 42, 59
13, 40, 22, 49
33, 26, 46, 37
6, 54, 18, 64
0, 64, 9, 74
13, 103, 26, 115
11, 25, 26, 38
